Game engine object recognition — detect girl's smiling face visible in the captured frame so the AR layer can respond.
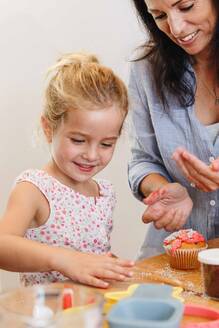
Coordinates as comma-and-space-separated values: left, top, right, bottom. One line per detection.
145, 0, 217, 59
42, 105, 125, 188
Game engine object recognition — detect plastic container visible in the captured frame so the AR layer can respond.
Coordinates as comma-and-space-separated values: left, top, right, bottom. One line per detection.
107, 297, 184, 328
61, 285, 104, 328
0, 284, 104, 328
0, 285, 62, 327
198, 248, 219, 300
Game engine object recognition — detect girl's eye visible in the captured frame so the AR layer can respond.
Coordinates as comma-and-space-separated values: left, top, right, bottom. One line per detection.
71, 138, 85, 144
101, 143, 113, 148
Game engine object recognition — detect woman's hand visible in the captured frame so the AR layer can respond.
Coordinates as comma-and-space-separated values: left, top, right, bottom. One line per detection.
53, 248, 134, 288
172, 147, 219, 192
142, 183, 193, 231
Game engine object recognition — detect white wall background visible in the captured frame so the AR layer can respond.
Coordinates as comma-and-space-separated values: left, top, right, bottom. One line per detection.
0, 0, 147, 291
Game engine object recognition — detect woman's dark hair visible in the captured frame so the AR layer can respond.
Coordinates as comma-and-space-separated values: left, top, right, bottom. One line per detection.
132, 0, 219, 108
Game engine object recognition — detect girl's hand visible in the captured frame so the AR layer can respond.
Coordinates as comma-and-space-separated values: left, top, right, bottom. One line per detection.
142, 183, 193, 231
172, 147, 219, 192
53, 249, 134, 288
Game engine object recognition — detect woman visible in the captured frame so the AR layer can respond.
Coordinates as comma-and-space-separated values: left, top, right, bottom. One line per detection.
128, 0, 219, 258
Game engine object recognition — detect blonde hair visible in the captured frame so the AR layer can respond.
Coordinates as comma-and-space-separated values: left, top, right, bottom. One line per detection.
43, 52, 128, 131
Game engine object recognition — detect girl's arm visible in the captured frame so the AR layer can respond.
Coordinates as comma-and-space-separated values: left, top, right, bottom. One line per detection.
0, 182, 134, 288
0, 235, 56, 272
0, 181, 55, 271
0, 234, 134, 288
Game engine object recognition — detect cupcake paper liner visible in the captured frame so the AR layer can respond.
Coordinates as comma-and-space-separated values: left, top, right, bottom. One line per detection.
165, 245, 208, 270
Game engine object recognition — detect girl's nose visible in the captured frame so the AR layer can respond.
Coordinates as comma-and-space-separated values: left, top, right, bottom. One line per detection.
82, 146, 99, 162
168, 14, 186, 38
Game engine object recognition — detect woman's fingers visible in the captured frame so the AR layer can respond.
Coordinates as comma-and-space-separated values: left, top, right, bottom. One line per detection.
172, 149, 190, 177
182, 160, 216, 191
153, 205, 189, 232
182, 157, 219, 191
164, 208, 184, 231
181, 151, 219, 180
144, 189, 164, 205
154, 208, 176, 230
142, 183, 192, 231
142, 205, 164, 223
173, 149, 219, 191
181, 151, 208, 171
211, 159, 219, 171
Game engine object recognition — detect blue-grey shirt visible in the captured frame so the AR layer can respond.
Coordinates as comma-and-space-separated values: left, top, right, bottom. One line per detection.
128, 59, 219, 259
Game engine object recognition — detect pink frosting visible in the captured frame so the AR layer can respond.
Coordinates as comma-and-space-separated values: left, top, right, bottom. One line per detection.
164, 229, 205, 253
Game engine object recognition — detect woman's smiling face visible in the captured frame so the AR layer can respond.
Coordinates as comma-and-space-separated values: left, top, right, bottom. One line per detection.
145, 0, 217, 59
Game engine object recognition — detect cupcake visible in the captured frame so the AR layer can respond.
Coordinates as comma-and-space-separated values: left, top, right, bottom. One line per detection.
163, 229, 207, 270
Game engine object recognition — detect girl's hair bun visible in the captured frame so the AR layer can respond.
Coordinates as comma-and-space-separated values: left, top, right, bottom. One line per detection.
48, 52, 99, 74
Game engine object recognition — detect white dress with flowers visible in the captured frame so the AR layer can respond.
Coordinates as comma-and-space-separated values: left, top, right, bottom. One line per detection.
15, 169, 116, 286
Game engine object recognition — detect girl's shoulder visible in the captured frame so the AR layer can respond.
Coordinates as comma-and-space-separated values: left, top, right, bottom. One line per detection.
14, 169, 58, 193
16, 169, 50, 184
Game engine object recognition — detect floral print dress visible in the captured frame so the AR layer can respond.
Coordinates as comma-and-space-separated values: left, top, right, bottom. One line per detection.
15, 169, 116, 286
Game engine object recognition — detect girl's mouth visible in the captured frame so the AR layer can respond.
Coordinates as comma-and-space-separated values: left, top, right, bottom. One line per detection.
74, 162, 96, 172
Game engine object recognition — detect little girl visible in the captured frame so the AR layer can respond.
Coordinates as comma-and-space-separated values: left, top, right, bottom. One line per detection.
0, 52, 134, 288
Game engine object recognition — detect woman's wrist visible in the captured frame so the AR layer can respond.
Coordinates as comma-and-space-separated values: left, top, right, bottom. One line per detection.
139, 173, 169, 198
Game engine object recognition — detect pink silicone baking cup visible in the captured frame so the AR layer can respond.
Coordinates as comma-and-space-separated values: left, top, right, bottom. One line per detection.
165, 245, 208, 270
